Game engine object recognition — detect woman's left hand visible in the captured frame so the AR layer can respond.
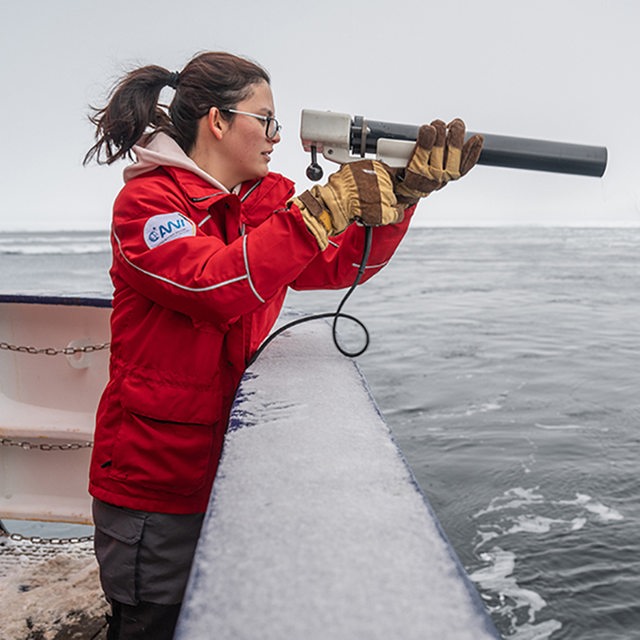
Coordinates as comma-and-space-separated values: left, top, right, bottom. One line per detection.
394, 119, 484, 206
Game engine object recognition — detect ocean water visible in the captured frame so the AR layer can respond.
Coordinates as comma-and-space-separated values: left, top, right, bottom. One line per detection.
1, 227, 639, 639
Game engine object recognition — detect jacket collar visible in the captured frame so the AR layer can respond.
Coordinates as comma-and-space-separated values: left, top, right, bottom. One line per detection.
123, 131, 295, 218
164, 166, 234, 210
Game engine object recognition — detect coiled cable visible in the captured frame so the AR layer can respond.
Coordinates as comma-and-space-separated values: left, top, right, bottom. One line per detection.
247, 225, 373, 366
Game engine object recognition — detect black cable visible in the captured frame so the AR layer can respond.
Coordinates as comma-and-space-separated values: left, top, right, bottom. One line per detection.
247, 225, 373, 366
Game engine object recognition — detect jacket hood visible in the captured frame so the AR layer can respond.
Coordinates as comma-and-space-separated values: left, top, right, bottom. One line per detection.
123, 132, 230, 193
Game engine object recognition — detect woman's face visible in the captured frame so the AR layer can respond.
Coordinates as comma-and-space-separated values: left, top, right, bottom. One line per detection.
217, 80, 281, 187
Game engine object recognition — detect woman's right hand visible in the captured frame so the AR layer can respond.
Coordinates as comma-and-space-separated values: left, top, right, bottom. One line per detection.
290, 160, 403, 249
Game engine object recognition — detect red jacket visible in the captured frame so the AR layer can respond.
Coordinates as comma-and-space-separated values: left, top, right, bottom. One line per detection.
89, 134, 414, 514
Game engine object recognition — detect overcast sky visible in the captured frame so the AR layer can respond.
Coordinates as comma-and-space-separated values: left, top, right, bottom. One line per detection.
2, 0, 638, 231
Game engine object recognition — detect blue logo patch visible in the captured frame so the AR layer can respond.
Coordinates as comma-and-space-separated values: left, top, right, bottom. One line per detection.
144, 213, 195, 249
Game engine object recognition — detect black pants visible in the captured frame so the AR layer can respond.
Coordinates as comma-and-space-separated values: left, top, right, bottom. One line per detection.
107, 600, 182, 640
93, 500, 205, 640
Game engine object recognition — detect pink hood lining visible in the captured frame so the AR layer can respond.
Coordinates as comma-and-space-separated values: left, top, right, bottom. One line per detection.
123, 132, 230, 193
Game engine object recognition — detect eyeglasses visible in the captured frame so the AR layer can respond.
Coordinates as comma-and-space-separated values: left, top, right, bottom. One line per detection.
220, 108, 282, 140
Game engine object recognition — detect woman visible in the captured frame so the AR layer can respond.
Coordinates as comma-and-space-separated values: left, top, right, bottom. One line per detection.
84, 51, 482, 639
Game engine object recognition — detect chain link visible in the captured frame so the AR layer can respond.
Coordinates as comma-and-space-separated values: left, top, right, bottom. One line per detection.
0, 341, 110, 356
1, 437, 93, 451
0, 530, 94, 545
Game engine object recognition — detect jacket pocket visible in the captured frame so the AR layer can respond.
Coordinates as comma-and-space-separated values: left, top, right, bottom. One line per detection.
109, 373, 222, 496
93, 499, 146, 543
119, 371, 221, 426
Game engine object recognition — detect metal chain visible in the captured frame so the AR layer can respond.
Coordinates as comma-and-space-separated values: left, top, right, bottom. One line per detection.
0, 341, 101, 547
0, 530, 94, 545
0, 341, 110, 356
1, 341, 103, 449
0, 437, 94, 544
1, 437, 93, 451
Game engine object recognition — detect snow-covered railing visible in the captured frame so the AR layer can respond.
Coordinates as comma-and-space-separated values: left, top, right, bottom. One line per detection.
176, 316, 500, 640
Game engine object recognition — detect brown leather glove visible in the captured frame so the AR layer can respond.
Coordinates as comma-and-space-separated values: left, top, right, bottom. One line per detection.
291, 159, 404, 250
395, 119, 484, 206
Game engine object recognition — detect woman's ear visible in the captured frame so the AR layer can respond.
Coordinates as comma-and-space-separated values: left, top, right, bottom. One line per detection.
206, 107, 226, 140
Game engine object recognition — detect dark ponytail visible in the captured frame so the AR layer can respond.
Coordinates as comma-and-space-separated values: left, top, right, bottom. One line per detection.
84, 52, 270, 166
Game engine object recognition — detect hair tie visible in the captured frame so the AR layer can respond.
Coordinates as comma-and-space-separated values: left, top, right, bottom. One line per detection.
166, 71, 180, 89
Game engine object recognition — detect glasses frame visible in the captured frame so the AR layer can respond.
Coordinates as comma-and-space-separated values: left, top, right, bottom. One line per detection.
220, 108, 281, 140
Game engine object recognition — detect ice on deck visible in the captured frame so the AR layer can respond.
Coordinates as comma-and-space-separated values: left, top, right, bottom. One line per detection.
176, 318, 499, 640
